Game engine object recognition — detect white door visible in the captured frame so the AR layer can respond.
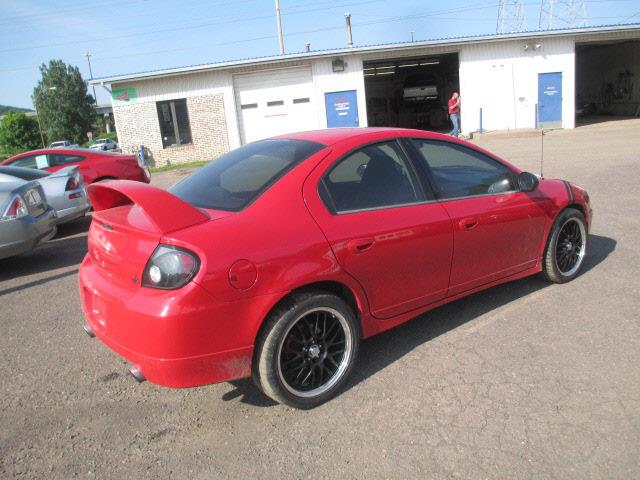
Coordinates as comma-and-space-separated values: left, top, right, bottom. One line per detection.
234, 67, 317, 144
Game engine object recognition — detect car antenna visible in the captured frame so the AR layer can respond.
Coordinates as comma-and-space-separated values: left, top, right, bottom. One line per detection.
540, 128, 545, 179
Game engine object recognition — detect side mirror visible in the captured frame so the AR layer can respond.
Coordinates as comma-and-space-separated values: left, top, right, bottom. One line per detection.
518, 171, 539, 192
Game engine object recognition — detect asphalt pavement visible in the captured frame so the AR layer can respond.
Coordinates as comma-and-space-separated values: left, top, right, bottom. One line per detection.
1, 118, 639, 479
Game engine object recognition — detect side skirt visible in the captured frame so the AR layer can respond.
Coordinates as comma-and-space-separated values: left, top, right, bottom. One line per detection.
359, 263, 542, 338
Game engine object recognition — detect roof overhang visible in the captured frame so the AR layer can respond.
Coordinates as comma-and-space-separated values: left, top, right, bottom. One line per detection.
89, 23, 640, 86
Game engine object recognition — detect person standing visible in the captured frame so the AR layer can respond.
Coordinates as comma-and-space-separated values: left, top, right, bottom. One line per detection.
448, 91, 461, 137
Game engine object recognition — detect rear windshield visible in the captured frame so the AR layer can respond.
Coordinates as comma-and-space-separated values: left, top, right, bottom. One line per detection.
170, 139, 325, 211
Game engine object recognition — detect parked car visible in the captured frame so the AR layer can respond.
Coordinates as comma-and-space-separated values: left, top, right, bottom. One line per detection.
403, 73, 439, 100
2, 148, 150, 185
0, 166, 90, 224
79, 128, 591, 409
49, 140, 79, 149
89, 138, 118, 151
0, 178, 57, 260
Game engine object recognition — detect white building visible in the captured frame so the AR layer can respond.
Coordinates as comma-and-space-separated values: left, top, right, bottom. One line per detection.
90, 24, 640, 166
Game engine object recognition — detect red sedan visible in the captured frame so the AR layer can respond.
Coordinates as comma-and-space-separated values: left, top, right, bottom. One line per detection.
79, 128, 591, 409
2, 148, 150, 184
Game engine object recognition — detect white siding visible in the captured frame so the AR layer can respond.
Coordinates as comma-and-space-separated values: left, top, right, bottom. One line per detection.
311, 56, 368, 128
459, 37, 576, 134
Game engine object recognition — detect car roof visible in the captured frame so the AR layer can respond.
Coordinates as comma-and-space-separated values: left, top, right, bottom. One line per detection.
275, 127, 445, 146
6, 147, 123, 159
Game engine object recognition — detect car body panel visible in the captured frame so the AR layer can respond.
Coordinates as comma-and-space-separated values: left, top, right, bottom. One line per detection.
79, 128, 589, 388
0, 181, 57, 260
2, 148, 150, 185
0, 166, 90, 224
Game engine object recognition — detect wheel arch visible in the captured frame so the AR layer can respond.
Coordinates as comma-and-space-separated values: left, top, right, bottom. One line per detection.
253, 279, 366, 349
92, 175, 117, 183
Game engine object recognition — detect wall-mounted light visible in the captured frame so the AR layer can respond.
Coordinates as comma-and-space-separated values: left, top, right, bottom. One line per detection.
534, 44, 542, 50
523, 44, 530, 51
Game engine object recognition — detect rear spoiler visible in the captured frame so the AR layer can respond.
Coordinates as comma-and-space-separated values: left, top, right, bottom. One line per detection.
48, 166, 79, 178
87, 180, 209, 234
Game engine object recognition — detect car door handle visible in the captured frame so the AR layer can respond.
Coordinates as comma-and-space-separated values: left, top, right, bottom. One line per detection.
458, 218, 478, 231
347, 238, 375, 254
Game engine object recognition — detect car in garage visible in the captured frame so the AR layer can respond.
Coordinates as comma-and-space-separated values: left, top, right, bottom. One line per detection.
79, 128, 591, 409
2, 148, 150, 185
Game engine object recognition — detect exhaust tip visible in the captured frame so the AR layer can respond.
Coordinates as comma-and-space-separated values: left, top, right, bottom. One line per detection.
83, 324, 95, 338
128, 365, 146, 383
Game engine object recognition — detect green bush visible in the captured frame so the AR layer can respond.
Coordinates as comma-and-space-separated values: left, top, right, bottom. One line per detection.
0, 112, 41, 153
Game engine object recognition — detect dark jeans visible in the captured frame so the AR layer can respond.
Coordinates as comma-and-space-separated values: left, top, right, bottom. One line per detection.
449, 113, 460, 137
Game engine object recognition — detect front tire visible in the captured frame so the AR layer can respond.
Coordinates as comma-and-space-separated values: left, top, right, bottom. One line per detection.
253, 292, 360, 409
542, 208, 588, 283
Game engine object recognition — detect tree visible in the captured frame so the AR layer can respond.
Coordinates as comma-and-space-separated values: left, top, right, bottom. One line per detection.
0, 112, 41, 153
32, 59, 94, 145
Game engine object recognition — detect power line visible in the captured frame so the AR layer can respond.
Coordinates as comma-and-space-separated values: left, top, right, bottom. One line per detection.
0, 0, 386, 54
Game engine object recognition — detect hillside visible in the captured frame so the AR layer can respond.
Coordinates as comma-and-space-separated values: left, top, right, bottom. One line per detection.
0, 105, 34, 115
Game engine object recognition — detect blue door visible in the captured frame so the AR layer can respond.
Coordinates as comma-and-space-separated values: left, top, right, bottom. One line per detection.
538, 72, 562, 128
325, 90, 359, 128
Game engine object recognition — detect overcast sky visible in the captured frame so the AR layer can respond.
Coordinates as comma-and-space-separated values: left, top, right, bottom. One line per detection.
1, 0, 639, 108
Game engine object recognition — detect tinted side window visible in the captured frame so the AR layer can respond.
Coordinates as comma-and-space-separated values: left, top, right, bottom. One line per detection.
50, 154, 85, 167
9, 154, 49, 169
323, 141, 420, 213
411, 139, 516, 199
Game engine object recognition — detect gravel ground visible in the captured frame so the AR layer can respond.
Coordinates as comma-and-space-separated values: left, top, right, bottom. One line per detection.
1, 119, 639, 479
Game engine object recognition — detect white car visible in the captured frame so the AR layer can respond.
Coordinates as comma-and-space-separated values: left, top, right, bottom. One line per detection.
49, 140, 79, 149
89, 138, 118, 151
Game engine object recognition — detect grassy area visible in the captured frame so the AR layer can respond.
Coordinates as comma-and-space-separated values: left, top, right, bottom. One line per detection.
150, 160, 209, 173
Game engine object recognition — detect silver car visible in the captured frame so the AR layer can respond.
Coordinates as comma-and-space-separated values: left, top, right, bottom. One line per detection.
0, 166, 90, 225
0, 179, 57, 260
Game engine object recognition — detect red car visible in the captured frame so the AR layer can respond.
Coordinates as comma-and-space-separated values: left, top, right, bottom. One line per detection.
79, 128, 591, 409
2, 148, 150, 184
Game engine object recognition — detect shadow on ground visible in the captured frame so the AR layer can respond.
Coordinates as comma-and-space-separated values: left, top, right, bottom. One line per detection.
226, 234, 616, 407
0, 216, 91, 283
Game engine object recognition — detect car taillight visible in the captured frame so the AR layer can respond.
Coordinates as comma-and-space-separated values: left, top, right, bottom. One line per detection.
1, 194, 28, 220
65, 176, 79, 191
142, 245, 200, 290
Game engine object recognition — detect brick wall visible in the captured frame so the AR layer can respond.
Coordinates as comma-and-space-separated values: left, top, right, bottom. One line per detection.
113, 93, 230, 167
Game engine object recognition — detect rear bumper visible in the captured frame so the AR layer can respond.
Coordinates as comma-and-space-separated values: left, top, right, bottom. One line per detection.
0, 209, 57, 260
78, 255, 277, 388
56, 202, 91, 224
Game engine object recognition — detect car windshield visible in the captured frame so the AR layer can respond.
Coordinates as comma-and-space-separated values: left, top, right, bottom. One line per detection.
170, 139, 325, 212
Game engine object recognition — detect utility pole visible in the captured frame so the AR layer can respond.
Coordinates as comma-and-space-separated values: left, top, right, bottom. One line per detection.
539, 0, 587, 29
497, 0, 527, 33
345, 12, 353, 48
85, 52, 97, 104
274, 0, 285, 54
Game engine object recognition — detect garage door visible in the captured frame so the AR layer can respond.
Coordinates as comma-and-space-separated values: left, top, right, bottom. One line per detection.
234, 67, 317, 144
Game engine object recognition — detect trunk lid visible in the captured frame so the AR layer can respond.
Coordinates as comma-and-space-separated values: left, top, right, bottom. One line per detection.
86, 180, 211, 287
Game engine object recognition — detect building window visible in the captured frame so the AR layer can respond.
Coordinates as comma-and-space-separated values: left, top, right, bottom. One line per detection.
293, 97, 310, 104
156, 99, 192, 148
267, 100, 284, 107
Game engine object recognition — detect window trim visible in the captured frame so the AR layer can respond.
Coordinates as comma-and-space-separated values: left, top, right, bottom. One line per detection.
405, 137, 520, 202
156, 98, 192, 149
318, 139, 429, 216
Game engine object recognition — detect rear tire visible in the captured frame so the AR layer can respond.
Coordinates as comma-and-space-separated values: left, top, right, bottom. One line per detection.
253, 292, 360, 409
541, 208, 588, 283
